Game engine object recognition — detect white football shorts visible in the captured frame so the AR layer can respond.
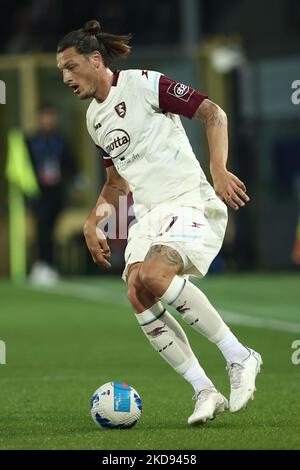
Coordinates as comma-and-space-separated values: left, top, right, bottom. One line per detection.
122, 195, 228, 282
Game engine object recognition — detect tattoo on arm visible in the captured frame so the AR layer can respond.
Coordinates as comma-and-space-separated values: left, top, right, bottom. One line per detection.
205, 111, 227, 127
194, 100, 227, 128
108, 183, 128, 196
145, 245, 184, 270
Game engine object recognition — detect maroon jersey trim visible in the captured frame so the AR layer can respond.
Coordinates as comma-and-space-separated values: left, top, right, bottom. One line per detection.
96, 145, 114, 168
159, 75, 208, 119
112, 70, 120, 87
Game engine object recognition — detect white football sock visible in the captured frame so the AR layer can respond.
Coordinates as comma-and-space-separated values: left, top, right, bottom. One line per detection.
135, 302, 216, 391
183, 361, 216, 393
161, 276, 248, 363
216, 330, 249, 364
135, 301, 196, 375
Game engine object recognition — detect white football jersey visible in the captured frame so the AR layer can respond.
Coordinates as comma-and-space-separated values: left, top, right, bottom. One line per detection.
86, 69, 216, 219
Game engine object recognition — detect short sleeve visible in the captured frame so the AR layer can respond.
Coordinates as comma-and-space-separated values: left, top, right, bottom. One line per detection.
158, 75, 208, 119
138, 70, 162, 109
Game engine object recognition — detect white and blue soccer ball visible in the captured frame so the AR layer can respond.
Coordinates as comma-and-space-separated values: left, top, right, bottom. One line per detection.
90, 381, 142, 429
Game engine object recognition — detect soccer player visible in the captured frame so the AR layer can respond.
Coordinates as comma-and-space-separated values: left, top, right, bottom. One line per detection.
57, 20, 262, 425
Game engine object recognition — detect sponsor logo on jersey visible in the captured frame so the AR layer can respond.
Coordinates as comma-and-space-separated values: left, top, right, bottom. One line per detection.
104, 129, 130, 158
115, 152, 141, 170
142, 70, 149, 79
114, 101, 126, 118
167, 82, 194, 102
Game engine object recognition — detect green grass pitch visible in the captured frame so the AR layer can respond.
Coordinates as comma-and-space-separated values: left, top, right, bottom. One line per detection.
1, 274, 300, 450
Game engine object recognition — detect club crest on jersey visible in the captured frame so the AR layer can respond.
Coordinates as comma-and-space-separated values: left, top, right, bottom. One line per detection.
167, 82, 194, 102
115, 101, 126, 118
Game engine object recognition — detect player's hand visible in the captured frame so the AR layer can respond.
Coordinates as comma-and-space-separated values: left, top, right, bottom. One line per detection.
83, 220, 111, 268
211, 168, 250, 211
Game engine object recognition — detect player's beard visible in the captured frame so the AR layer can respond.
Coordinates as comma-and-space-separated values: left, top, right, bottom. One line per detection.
79, 85, 97, 100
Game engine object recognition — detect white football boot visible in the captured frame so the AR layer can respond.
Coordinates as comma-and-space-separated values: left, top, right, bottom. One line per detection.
188, 389, 228, 426
227, 348, 263, 413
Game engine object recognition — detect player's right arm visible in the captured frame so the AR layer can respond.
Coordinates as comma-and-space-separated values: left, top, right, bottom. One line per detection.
83, 165, 129, 268
139, 70, 249, 210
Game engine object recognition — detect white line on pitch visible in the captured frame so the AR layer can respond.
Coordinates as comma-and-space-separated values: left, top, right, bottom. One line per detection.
25, 281, 300, 334
26, 281, 127, 305
219, 310, 300, 334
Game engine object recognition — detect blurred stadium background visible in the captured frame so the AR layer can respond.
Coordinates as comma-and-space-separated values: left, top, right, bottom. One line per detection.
0, 0, 300, 450
1, 0, 300, 277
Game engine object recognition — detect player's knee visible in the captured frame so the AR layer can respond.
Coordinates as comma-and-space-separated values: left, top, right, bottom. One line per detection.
127, 284, 153, 313
139, 266, 169, 297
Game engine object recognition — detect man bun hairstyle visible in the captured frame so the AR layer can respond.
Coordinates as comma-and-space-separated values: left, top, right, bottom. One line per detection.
57, 19, 132, 66
84, 19, 101, 35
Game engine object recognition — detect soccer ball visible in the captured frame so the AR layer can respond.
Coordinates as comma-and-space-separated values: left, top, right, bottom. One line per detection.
90, 381, 142, 429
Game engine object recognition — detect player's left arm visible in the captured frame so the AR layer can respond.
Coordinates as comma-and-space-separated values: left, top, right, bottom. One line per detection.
194, 99, 250, 210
